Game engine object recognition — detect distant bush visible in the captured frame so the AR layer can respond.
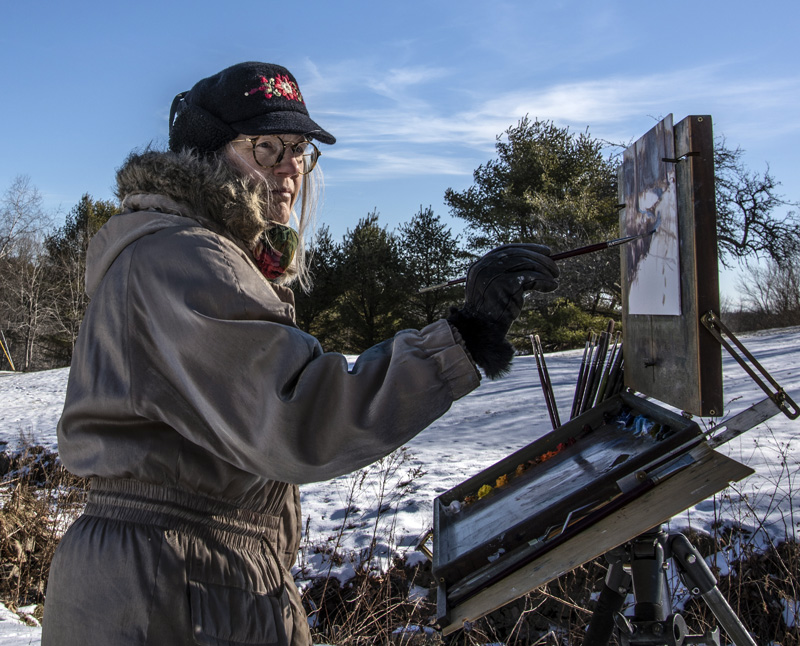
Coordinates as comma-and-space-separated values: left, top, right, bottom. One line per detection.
721, 308, 800, 333
512, 298, 619, 353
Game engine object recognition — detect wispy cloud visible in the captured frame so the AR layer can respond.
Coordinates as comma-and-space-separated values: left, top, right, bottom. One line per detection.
310, 63, 800, 181
323, 148, 476, 181
366, 66, 451, 101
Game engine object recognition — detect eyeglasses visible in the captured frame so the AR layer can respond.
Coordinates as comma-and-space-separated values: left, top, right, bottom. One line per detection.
231, 135, 320, 174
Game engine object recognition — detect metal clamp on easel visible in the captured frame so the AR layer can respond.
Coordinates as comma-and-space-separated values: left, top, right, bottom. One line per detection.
701, 310, 799, 420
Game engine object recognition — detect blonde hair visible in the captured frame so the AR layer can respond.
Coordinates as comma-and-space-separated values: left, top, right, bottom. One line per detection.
283, 163, 322, 293
222, 143, 323, 293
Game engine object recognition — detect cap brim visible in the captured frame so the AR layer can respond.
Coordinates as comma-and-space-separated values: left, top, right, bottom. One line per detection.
231, 112, 335, 145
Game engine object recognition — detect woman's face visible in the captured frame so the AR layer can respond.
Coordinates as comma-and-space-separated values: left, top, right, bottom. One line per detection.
225, 134, 305, 225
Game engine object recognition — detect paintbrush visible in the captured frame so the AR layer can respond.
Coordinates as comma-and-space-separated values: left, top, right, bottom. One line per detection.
418, 217, 660, 293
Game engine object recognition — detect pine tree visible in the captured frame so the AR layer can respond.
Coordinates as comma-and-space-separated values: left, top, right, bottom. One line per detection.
294, 224, 345, 347
444, 117, 620, 315
397, 206, 464, 327
336, 211, 407, 352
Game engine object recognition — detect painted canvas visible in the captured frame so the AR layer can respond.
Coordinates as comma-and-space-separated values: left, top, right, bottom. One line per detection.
622, 115, 681, 315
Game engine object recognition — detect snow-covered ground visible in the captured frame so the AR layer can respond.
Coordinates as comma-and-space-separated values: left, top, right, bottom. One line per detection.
1, 326, 798, 644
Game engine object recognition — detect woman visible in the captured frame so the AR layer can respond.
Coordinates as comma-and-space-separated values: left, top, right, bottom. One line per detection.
42, 62, 559, 645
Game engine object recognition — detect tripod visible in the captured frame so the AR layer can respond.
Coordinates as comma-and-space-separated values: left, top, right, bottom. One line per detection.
583, 526, 755, 646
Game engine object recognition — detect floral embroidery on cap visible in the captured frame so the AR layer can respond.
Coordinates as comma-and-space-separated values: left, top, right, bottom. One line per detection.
244, 75, 305, 104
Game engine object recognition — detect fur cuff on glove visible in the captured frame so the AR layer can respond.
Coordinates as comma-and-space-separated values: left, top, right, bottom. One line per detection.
447, 308, 515, 379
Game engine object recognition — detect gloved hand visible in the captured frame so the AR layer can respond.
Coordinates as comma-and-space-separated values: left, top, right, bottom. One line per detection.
448, 244, 559, 379
463, 243, 559, 332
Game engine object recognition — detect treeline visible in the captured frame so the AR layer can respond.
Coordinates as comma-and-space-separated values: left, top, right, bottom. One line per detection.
295, 208, 622, 355
0, 182, 118, 370
298, 118, 632, 354
723, 256, 800, 332
295, 208, 468, 353
2, 118, 799, 370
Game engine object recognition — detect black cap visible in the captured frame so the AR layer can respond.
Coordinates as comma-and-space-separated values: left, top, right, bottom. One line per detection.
169, 62, 335, 154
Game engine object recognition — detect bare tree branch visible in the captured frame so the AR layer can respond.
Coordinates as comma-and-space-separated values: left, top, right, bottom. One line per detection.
715, 139, 800, 268
0, 175, 52, 261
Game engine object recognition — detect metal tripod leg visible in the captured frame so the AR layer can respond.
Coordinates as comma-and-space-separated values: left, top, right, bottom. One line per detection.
584, 545, 632, 646
584, 526, 756, 646
669, 534, 756, 646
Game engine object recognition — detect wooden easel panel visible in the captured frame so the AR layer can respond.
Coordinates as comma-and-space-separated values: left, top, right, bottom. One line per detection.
441, 446, 752, 635
621, 115, 722, 416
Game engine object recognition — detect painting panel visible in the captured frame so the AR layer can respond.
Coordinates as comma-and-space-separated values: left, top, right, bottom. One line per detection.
622, 114, 681, 315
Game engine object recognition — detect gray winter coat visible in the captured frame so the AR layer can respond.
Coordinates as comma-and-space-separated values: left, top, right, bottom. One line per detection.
43, 151, 480, 645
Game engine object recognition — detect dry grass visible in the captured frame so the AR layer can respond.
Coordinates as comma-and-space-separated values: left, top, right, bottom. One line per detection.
0, 441, 88, 622
680, 529, 800, 646
0, 440, 797, 644
297, 535, 799, 645
302, 558, 442, 646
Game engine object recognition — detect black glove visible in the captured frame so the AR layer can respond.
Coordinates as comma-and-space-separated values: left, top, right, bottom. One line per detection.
448, 244, 559, 379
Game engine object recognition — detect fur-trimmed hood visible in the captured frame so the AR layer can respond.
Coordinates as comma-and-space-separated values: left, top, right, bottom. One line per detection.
84, 150, 284, 299
115, 149, 271, 249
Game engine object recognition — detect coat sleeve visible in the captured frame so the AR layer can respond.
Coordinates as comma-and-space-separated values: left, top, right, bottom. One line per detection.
126, 227, 481, 484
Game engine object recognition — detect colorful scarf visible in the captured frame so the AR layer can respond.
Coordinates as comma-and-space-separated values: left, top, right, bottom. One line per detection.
254, 223, 299, 280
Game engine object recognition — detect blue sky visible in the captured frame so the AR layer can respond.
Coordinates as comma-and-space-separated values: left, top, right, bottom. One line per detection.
2, 0, 798, 298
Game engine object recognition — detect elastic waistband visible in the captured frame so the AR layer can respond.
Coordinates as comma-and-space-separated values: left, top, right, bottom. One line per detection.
84, 478, 282, 551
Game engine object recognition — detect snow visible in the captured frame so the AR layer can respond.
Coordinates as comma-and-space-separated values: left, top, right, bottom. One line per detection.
1, 326, 799, 645
783, 596, 799, 629
0, 606, 39, 646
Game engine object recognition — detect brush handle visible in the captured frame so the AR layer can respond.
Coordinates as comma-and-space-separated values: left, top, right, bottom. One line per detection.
418, 230, 653, 293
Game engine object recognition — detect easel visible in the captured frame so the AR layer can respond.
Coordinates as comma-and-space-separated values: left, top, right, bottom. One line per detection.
432, 346, 793, 643
428, 115, 798, 642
